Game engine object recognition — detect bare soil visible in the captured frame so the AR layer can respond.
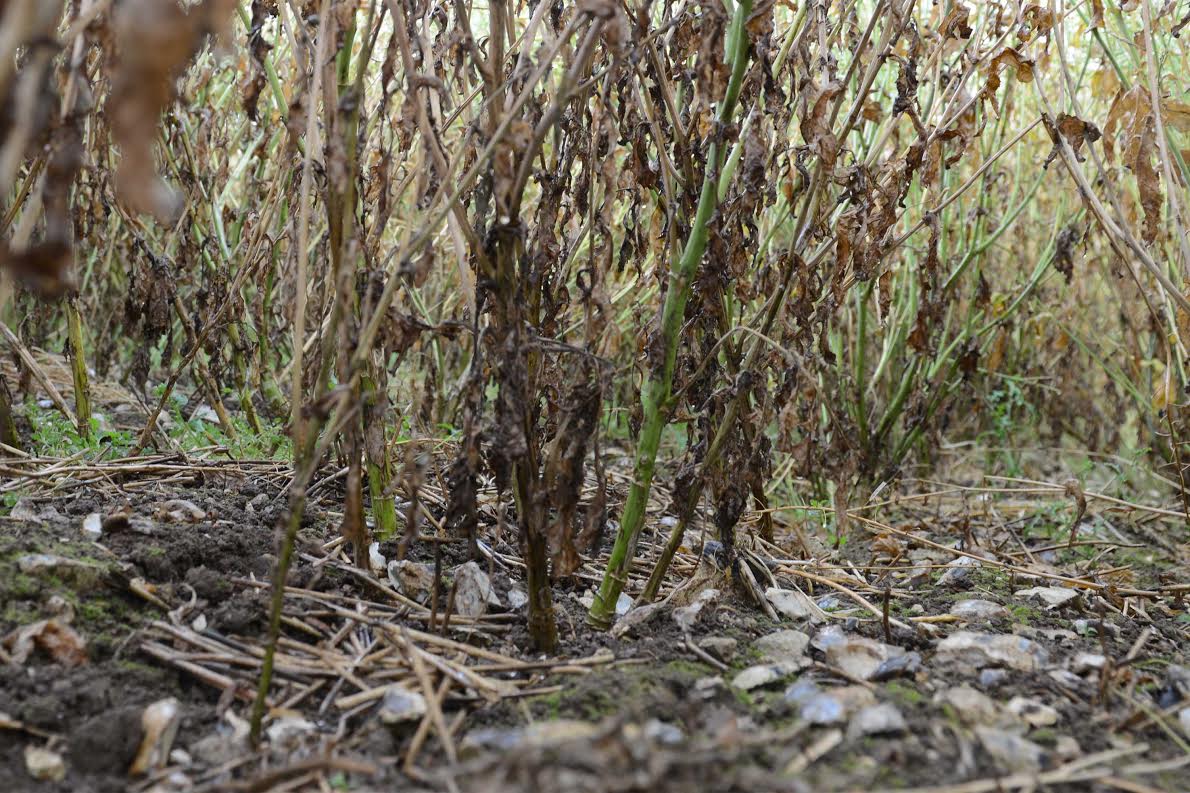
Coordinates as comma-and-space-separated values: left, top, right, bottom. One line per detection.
1, 470, 1188, 793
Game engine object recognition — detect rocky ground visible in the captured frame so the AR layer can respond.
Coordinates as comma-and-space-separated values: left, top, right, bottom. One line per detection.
1, 458, 1188, 792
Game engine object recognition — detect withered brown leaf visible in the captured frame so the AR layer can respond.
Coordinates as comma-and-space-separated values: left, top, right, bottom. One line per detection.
108, 0, 235, 223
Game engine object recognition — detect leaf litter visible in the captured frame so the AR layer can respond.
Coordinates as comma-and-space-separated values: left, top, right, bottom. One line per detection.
0, 435, 1187, 791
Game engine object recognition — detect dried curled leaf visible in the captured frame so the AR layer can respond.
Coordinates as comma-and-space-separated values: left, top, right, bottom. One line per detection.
1103, 85, 1149, 165
542, 374, 603, 578
1175, 7, 1190, 37
1090, 0, 1106, 29
982, 48, 1034, 101
938, 4, 974, 41
1053, 224, 1083, 283
108, 0, 234, 223
492, 119, 533, 220
242, 0, 277, 121
1017, 5, 1054, 42
1152, 362, 1176, 413
0, 0, 64, 164
3, 618, 88, 667
1043, 113, 1102, 168
799, 79, 842, 171
1135, 123, 1163, 244
871, 532, 904, 563
1162, 100, 1190, 135
0, 242, 75, 297
893, 55, 919, 116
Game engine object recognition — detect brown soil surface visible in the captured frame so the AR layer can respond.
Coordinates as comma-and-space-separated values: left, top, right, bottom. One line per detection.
1, 467, 1188, 792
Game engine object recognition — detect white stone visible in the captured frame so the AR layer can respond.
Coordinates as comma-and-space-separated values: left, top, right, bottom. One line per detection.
387, 560, 435, 603
732, 663, 801, 690
976, 727, 1047, 773
673, 589, 719, 632
368, 542, 386, 574
507, 588, 528, 609
1015, 586, 1078, 608
1006, 696, 1059, 728
24, 745, 65, 781
949, 599, 1009, 620
939, 685, 999, 725
452, 561, 499, 619
265, 716, 316, 747
461, 721, 599, 757
753, 629, 811, 663
796, 685, 876, 725
610, 602, 663, 638
938, 555, 980, 586
848, 703, 907, 737
936, 631, 1049, 671
82, 513, 103, 540
812, 624, 848, 652
765, 587, 821, 622
1071, 653, 1106, 674
379, 686, 427, 724
824, 635, 905, 681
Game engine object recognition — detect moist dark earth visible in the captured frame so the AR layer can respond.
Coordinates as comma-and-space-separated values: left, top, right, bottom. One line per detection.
1, 471, 1188, 793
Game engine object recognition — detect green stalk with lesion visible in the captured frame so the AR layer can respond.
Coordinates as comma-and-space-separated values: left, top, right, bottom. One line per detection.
588, 0, 755, 629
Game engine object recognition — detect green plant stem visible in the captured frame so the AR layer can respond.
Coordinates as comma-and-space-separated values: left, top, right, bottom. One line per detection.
227, 321, 262, 434
639, 0, 903, 599
0, 370, 17, 449
588, 0, 754, 630
237, 2, 289, 122
65, 298, 91, 439
363, 368, 398, 539
249, 384, 354, 742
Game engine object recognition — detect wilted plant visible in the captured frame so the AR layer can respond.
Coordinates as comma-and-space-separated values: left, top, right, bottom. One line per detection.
1, 0, 1188, 717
